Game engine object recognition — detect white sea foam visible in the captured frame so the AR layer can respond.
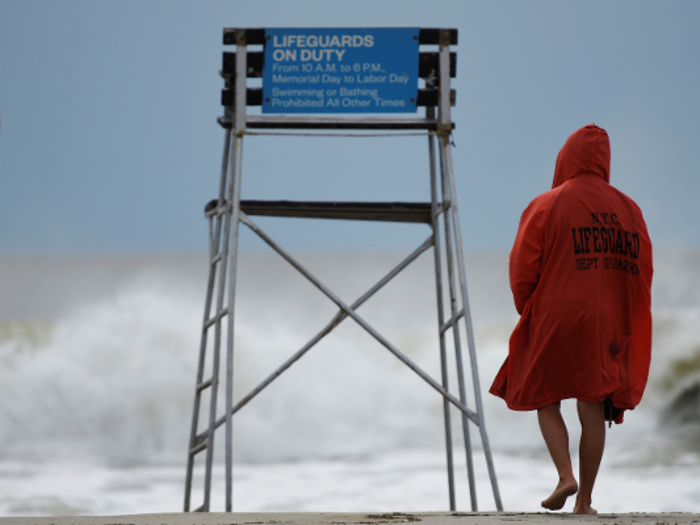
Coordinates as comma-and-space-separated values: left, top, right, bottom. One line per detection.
0, 251, 698, 515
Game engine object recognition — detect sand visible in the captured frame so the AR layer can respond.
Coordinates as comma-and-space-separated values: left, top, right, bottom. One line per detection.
2, 512, 699, 525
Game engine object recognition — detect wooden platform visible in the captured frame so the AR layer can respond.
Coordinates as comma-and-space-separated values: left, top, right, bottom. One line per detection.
205, 200, 436, 224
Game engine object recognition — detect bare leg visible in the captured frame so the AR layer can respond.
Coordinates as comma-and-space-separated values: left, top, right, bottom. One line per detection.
538, 402, 578, 510
573, 400, 605, 515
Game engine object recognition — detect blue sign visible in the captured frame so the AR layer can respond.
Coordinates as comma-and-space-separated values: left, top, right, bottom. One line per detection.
262, 28, 419, 114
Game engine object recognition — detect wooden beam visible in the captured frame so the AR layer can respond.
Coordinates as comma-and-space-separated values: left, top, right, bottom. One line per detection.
222, 51, 456, 79
221, 87, 455, 108
206, 199, 434, 223
222, 28, 457, 46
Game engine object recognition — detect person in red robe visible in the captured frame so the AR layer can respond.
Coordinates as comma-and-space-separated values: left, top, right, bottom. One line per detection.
490, 124, 653, 514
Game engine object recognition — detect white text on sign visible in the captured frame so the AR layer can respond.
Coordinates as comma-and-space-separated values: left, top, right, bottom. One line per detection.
262, 28, 419, 114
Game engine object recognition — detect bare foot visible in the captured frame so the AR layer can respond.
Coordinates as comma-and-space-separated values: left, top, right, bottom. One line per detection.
574, 501, 598, 514
541, 478, 578, 511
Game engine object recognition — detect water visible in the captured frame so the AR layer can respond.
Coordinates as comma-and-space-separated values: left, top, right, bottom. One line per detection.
0, 251, 698, 516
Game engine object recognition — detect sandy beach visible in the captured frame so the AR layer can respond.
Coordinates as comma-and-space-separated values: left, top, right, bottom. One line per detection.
3, 512, 699, 525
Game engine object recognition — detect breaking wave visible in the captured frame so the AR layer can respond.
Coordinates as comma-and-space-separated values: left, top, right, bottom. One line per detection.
0, 251, 697, 466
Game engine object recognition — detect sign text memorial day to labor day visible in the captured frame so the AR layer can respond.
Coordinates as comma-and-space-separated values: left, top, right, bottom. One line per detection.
262, 28, 420, 114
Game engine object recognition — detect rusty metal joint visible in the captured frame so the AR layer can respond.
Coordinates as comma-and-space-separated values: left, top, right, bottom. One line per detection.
439, 29, 452, 49
437, 125, 452, 140
236, 29, 247, 47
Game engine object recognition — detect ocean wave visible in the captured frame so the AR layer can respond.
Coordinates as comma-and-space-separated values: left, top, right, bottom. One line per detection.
0, 252, 697, 466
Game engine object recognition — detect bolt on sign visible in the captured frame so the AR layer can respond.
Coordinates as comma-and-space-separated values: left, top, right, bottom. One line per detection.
262, 28, 420, 113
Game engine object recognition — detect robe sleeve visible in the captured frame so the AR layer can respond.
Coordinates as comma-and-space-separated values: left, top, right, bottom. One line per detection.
611, 222, 654, 410
509, 196, 550, 315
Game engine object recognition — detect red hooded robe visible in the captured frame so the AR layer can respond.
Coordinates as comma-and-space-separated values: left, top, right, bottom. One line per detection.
489, 124, 653, 423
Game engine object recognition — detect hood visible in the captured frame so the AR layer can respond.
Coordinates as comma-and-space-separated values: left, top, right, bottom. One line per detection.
552, 124, 611, 189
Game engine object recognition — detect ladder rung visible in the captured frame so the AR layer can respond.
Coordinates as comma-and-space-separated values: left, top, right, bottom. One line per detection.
197, 379, 212, 393
211, 253, 223, 265
195, 427, 211, 445
204, 308, 229, 330
440, 308, 464, 335
190, 440, 207, 456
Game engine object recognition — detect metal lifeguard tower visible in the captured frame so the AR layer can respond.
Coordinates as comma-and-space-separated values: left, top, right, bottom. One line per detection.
184, 27, 502, 513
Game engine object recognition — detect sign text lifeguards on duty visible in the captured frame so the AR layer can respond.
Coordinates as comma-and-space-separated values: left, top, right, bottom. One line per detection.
262, 28, 419, 114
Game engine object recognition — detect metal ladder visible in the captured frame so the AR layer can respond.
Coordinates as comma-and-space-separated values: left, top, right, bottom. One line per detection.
184, 27, 502, 513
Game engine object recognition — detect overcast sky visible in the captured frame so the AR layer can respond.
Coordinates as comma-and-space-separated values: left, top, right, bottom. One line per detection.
1, 1, 698, 253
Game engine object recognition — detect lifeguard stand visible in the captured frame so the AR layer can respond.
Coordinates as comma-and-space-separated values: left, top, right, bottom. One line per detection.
184, 27, 502, 513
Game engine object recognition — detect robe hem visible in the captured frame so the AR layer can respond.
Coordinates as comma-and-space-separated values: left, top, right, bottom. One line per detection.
502, 392, 615, 412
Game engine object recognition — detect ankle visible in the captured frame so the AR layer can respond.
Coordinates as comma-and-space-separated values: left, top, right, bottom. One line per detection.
575, 493, 591, 506
559, 474, 577, 485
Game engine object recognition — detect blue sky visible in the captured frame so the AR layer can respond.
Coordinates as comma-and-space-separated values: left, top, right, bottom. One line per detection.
1, 0, 698, 252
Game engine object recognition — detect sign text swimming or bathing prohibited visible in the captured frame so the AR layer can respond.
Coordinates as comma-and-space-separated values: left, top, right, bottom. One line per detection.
262, 28, 420, 114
